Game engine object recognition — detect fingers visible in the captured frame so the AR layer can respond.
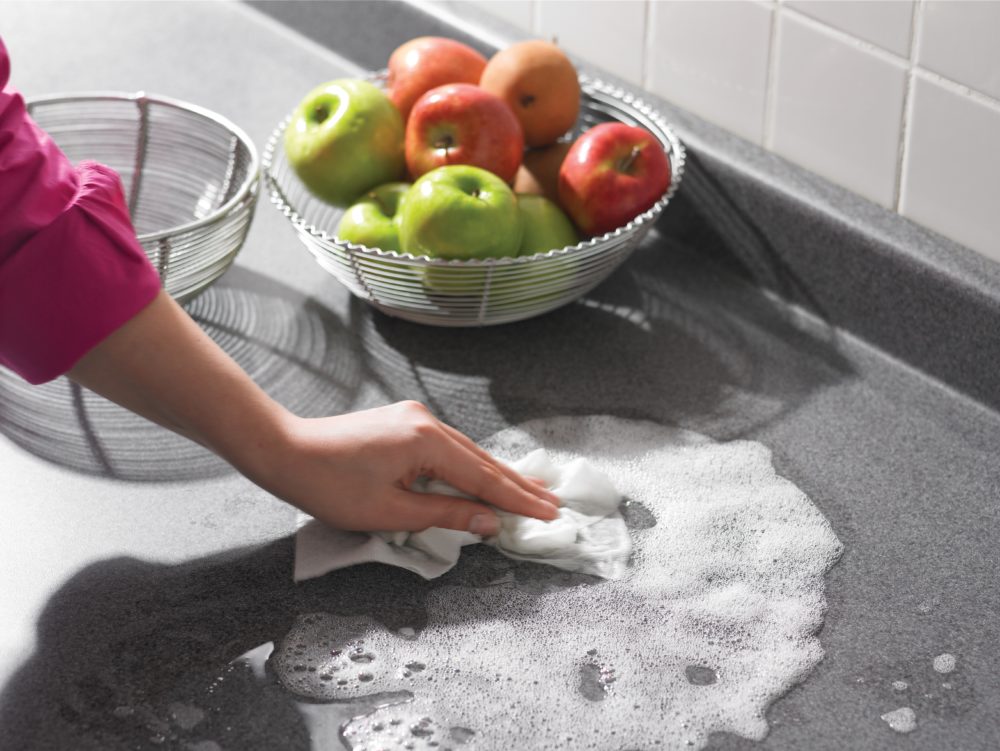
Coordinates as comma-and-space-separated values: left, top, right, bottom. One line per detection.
391, 401, 559, 522
438, 422, 560, 506
385, 489, 501, 535
428, 441, 560, 522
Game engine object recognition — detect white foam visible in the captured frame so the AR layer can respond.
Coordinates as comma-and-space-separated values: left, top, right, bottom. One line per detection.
881, 707, 917, 733
277, 416, 843, 750
932, 653, 956, 674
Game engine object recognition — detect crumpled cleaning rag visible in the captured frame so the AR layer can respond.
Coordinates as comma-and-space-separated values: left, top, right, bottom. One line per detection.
294, 448, 631, 581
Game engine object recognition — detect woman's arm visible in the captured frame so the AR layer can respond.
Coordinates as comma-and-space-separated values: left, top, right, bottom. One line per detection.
2, 36, 555, 534
68, 289, 559, 536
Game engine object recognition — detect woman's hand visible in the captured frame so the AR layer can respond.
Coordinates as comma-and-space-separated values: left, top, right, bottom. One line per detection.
251, 401, 560, 536
69, 290, 559, 534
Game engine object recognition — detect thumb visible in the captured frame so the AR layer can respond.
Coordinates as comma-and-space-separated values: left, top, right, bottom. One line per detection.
390, 489, 500, 536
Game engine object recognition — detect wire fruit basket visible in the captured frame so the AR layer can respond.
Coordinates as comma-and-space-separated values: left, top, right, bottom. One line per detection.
27, 92, 260, 303
263, 74, 685, 326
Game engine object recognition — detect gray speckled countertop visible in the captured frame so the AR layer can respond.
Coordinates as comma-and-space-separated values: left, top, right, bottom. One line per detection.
1, 3, 998, 750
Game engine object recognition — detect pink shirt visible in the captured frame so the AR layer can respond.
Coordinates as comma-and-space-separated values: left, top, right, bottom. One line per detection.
0, 36, 161, 384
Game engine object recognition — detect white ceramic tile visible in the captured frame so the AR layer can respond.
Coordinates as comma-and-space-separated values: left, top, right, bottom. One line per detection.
785, 0, 914, 57
468, 0, 535, 32
918, 0, 1000, 100
646, 1, 773, 144
535, 0, 646, 87
769, 12, 907, 207
900, 73, 1000, 263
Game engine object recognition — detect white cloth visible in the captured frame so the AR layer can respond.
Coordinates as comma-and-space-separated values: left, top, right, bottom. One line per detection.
294, 449, 631, 581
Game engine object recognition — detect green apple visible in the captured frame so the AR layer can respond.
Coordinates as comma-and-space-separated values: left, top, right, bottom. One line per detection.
336, 182, 411, 251
399, 165, 522, 259
516, 193, 579, 256
463, 193, 579, 306
448, 193, 580, 311
284, 79, 406, 207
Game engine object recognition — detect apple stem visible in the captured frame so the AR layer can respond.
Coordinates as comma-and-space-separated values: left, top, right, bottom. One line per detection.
433, 133, 455, 153
619, 146, 642, 174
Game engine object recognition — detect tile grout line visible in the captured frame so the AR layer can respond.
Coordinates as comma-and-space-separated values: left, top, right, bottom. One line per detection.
762, 0, 781, 150
915, 67, 1000, 113
780, 3, 909, 67
781, 1, 1000, 109
894, 0, 924, 213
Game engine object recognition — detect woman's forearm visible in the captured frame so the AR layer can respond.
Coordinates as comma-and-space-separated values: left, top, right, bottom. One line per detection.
67, 289, 560, 533
68, 289, 288, 472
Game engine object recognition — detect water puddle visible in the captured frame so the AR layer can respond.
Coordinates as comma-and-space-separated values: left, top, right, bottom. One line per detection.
848, 647, 973, 737
881, 707, 917, 733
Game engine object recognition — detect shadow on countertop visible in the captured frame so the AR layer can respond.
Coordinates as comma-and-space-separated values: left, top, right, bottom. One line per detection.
0, 541, 311, 751
0, 536, 598, 750
356, 209, 855, 445
0, 149, 855, 481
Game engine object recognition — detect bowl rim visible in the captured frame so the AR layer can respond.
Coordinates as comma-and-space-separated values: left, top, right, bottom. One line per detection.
26, 90, 261, 243
261, 73, 686, 267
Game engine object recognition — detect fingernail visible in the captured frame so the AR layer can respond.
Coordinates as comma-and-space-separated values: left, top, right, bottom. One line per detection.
468, 513, 499, 537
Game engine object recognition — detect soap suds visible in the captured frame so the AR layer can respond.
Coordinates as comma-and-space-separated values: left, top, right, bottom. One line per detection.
881, 706, 917, 733
273, 415, 843, 750
933, 653, 956, 674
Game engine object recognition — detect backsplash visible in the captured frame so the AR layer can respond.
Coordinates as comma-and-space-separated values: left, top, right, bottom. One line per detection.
427, 0, 1000, 265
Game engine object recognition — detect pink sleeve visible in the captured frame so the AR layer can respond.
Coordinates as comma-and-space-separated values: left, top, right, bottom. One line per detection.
0, 36, 162, 384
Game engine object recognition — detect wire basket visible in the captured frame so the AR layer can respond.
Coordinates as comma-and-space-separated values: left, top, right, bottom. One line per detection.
263, 74, 685, 326
27, 92, 260, 303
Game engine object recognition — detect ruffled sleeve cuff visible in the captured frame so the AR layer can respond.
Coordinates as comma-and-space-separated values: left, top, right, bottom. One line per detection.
0, 161, 162, 384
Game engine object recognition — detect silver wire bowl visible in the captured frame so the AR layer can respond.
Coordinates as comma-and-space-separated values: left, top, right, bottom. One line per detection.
27, 92, 260, 303
263, 74, 685, 326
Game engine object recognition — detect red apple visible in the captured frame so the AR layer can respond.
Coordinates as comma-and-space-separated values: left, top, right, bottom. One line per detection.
405, 83, 524, 183
387, 37, 488, 120
558, 122, 671, 237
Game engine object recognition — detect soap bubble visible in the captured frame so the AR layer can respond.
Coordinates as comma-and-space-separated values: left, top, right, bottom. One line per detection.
881, 707, 917, 733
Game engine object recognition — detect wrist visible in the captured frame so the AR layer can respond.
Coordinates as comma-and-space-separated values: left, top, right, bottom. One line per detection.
219, 399, 299, 486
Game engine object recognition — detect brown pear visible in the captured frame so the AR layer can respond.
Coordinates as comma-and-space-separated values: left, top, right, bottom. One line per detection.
513, 141, 574, 205
480, 40, 580, 148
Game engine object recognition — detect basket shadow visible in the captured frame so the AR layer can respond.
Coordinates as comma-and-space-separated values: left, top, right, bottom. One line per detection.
0, 266, 363, 482
351, 215, 855, 443
655, 150, 834, 320
0, 535, 589, 750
